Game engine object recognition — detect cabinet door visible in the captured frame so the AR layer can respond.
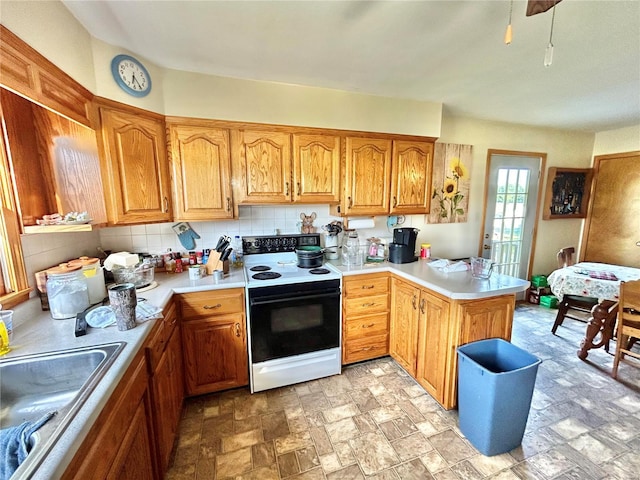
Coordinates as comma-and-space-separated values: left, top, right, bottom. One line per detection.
292, 133, 340, 203
457, 295, 515, 345
182, 313, 248, 395
390, 140, 433, 214
99, 108, 172, 224
232, 130, 291, 203
343, 137, 392, 215
106, 397, 155, 480
169, 124, 234, 220
389, 278, 419, 376
415, 290, 450, 403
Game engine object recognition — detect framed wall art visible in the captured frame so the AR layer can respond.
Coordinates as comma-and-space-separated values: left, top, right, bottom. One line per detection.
543, 167, 594, 220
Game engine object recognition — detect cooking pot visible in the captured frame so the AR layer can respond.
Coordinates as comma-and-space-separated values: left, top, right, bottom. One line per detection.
296, 246, 325, 269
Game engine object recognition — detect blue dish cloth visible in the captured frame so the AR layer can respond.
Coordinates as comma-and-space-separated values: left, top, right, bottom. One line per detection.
0, 411, 56, 480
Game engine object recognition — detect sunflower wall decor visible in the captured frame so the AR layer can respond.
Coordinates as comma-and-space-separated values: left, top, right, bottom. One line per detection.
427, 143, 473, 224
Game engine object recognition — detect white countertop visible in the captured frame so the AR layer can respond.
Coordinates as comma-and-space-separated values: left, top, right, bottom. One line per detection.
4, 261, 527, 479
331, 259, 530, 300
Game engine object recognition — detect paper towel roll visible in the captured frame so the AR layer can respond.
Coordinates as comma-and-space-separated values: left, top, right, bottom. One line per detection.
345, 217, 375, 229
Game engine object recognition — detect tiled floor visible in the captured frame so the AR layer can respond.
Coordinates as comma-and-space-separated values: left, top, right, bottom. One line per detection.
166, 303, 640, 479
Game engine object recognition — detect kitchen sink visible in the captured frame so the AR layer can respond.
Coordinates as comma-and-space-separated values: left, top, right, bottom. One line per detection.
0, 342, 125, 478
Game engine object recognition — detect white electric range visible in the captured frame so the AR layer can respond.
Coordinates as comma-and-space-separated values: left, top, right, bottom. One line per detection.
241, 234, 342, 392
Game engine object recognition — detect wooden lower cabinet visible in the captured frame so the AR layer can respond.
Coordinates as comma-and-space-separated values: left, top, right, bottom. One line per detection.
389, 278, 419, 376
180, 288, 248, 395
62, 354, 157, 479
147, 301, 183, 473
390, 275, 515, 410
342, 273, 390, 364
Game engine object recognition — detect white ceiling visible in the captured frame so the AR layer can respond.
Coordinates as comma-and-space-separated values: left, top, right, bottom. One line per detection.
62, 0, 640, 133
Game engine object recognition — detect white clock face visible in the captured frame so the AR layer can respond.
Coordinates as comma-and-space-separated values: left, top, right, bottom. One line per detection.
111, 55, 152, 97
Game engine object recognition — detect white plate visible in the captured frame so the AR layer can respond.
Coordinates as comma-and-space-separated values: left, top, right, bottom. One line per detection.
62, 219, 93, 225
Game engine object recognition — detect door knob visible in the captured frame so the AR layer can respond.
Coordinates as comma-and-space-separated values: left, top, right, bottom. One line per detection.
483, 245, 491, 250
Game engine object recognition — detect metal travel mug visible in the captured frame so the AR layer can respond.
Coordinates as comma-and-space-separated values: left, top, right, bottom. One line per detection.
108, 283, 137, 331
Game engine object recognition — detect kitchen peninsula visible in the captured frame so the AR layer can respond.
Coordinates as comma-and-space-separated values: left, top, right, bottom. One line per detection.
5, 261, 527, 479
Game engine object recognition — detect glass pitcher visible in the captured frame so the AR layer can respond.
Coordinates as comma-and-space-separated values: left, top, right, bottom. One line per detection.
341, 230, 363, 266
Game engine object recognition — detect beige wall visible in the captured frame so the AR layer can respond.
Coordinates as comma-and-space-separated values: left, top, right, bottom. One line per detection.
592, 124, 640, 157
0, 0, 97, 92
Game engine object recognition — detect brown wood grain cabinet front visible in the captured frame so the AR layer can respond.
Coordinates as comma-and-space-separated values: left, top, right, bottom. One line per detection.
97, 104, 172, 224
342, 273, 390, 364
146, 301, 183, 474
179, 288, 248, 395
168, 122, 235, 220
62, 353, 157, 479
390, 275, 515, 410
390, 140, 434, 214
292, 133, 341, 203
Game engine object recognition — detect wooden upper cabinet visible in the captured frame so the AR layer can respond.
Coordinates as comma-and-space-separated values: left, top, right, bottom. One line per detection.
98, 106, 172, 224
168, 123, 234, 220
292, 133, 340, 203
232, 129, 292, 203
0, 26, 94, 128
390, 140, 434, 214
343, 137, 392, 215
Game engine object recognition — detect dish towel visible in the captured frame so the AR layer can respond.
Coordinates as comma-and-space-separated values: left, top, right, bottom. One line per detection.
0, 411, 56, 480
589, 271, 618, 281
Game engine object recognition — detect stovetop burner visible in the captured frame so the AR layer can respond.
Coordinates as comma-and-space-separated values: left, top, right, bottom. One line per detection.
250, 265, 271, 272
309, 268, 331, 275
252, 271, 282, 280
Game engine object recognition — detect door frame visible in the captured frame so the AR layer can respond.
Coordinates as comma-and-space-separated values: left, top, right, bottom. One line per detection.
479, 149, 547, 280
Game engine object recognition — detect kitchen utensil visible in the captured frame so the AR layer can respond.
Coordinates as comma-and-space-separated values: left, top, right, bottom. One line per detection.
296, 246, 325, 268
215, 236, 226, 252
470, 257, 494, 279
220, 248, 232, 262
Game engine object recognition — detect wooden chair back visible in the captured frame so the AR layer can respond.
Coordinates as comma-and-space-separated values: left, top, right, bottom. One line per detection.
612, 279, 640, 378
557, 247, 576, 268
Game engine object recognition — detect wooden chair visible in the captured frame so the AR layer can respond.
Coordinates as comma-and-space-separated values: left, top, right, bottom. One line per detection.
612, 280, 640, 378
551, 247, 599, 335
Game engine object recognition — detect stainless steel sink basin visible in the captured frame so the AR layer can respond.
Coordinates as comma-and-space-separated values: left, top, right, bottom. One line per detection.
0, 342, 125, 478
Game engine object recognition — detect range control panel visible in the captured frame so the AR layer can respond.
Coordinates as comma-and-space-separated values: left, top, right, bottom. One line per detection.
242, 234, 321, 255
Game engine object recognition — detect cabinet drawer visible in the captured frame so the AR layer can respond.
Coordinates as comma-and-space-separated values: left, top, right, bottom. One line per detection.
344, 293, 388, 317
147, 302, 178, 372
343, 334, 389, 364
344, 313, 389, 340
180, 288, 244, 318
344, 274, 389, 298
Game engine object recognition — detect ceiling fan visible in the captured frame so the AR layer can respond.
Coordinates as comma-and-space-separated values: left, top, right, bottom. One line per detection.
526, 0, 562, 17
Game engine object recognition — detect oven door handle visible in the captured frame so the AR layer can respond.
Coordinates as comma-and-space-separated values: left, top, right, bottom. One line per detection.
250, 290, 340, 306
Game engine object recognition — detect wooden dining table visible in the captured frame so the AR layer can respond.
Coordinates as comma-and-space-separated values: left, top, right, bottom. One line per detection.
547, 262, 640, 359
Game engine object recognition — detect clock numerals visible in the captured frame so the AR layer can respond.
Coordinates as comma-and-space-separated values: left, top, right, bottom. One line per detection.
112, 55, 152, 97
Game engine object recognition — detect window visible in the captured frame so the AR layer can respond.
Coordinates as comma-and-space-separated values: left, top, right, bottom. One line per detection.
0, 118, 30, 308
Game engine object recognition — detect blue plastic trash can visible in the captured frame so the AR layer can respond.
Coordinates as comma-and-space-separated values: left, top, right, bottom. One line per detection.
457, 338, 541, 456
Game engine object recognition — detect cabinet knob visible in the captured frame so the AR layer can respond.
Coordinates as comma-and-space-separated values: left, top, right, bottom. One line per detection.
235, 323, 241, 337
203, 304, 222, 309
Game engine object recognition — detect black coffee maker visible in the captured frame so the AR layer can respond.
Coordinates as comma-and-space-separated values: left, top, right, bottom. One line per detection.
388, 228, 419, 264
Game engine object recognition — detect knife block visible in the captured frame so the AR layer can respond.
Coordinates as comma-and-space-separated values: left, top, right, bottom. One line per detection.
205, 252, 230, 275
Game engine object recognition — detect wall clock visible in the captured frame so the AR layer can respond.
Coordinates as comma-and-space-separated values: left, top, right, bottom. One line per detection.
110, 54, 152, 97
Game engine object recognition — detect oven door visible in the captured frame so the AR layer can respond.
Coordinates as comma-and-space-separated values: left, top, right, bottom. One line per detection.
248, 279, 340, 364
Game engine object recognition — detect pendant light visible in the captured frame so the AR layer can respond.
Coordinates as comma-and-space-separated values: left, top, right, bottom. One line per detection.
504, 0, 514, 44
544, 2, 557, 67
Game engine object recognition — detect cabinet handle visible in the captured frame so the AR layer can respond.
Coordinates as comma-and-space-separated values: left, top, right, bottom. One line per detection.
285, 182, 289, 196
361, 346, 373, 351
226, 197, 231, 212
364, 323, 375, 328
297, 182, 301, 196
170, 316, 177, 326
203, 304, 222, 310
362, 302, 375, 307
235, 323, 241, 337
362, 285, 374, 289
163, 196, 169, 213
420, 298, 426, 314
412, 295, 417, 309
393, 196, 397, 207
348, 196, 353, 208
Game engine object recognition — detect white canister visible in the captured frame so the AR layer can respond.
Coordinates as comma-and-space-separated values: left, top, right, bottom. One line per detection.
324, 235, 339, 260
69, 256, 107, 304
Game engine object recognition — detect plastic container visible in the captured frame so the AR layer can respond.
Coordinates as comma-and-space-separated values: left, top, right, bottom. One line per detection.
420, 243, 431, 259
531, 275, 548, 288
457, 338, 541, 456
540, 295, 558, 308
232, 236, 244, 268
46, 264, 90, 320
68, 256, 107, 304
